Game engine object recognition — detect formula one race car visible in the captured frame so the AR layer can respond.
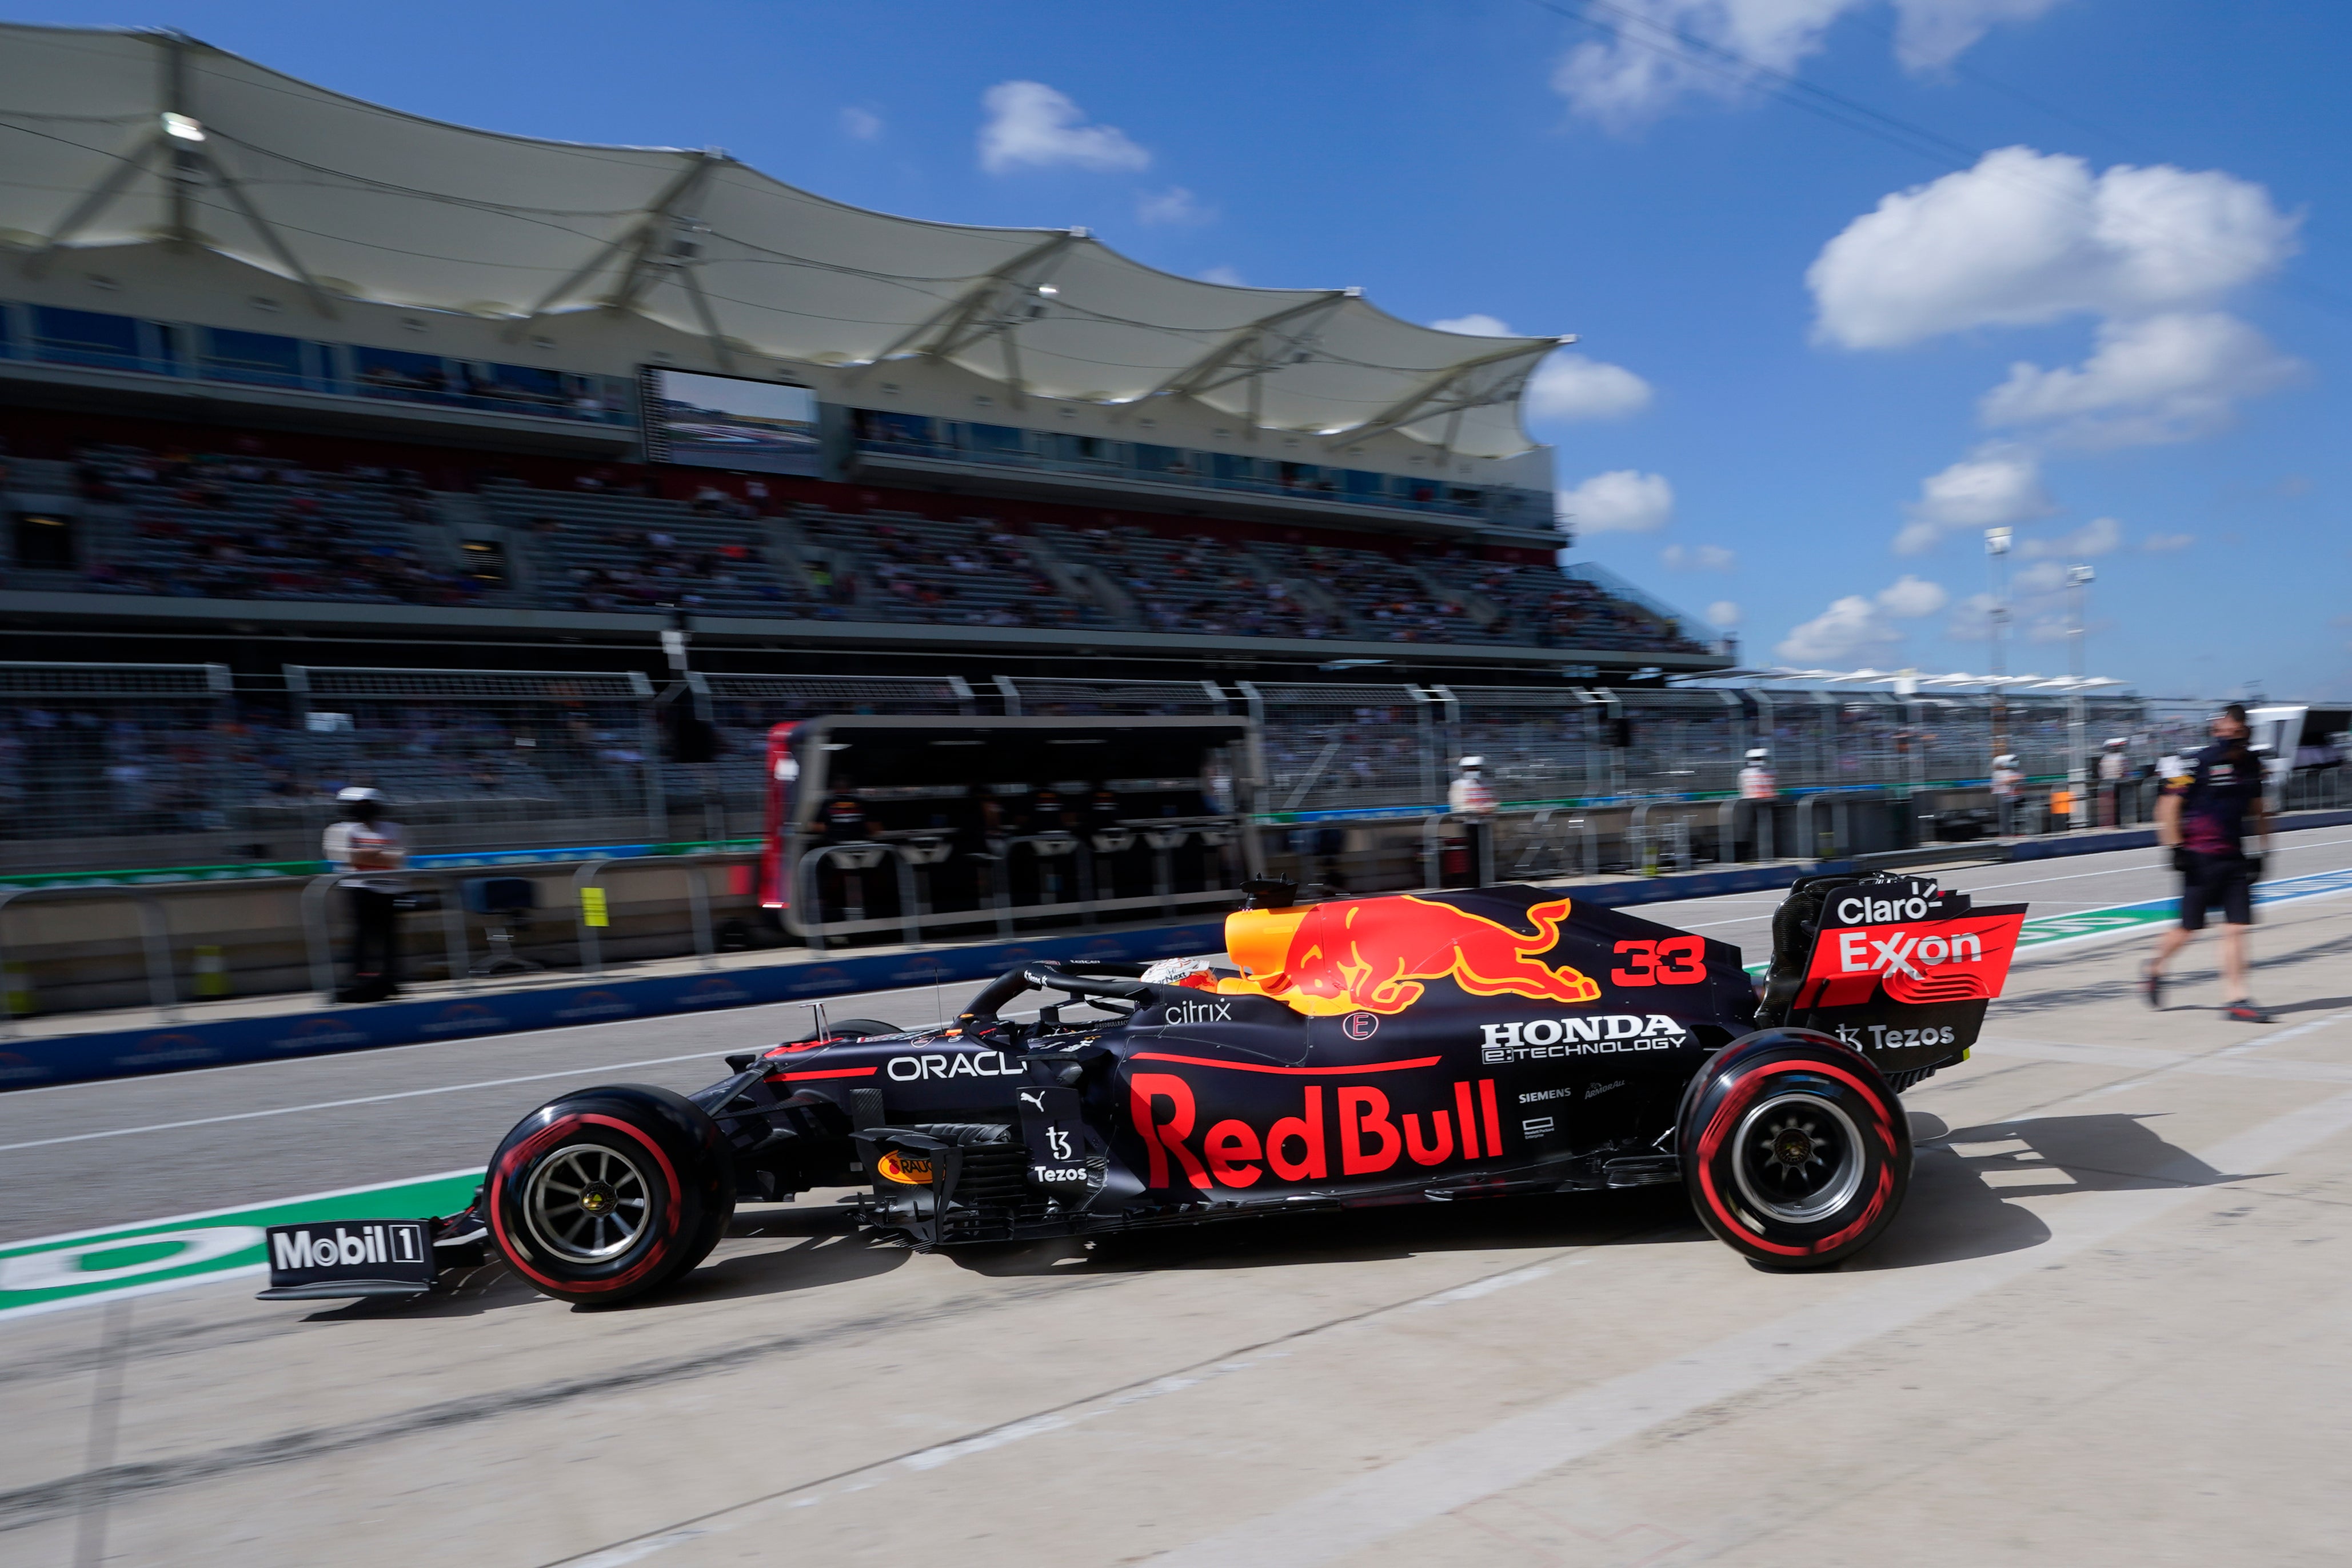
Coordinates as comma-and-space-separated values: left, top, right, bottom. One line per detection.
262, 873, 2025, 1305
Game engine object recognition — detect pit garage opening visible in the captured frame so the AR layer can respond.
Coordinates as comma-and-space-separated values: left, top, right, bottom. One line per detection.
760, 714, 1263, 943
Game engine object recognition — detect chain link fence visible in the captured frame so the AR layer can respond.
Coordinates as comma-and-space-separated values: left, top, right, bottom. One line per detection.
1237, 682, 1440, 812
281, 666, 661, 856
0, 663, 233, 873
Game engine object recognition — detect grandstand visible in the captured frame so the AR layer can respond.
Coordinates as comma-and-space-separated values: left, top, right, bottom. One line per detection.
0, 22, 1725, 690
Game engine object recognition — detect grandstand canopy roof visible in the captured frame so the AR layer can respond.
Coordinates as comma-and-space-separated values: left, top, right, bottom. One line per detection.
0, 25, 1566, 459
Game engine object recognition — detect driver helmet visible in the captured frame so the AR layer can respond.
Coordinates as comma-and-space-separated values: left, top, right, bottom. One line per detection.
1457, 755, 1484, 772
2104, 737, 2127, 749
1744, 748, 1770, 764
1994, 754, 2018, 769
1141, 955, 1231, 991
336, 786, 388, 821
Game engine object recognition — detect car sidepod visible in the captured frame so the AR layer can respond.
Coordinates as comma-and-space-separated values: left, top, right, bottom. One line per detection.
1112, 889, 1757, 1210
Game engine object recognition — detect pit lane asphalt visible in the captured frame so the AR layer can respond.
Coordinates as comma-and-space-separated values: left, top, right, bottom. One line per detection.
6, 832, 2352, 1565
3, 833, 2347, 1246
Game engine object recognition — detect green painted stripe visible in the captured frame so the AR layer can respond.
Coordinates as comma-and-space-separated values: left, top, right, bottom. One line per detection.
0, 1169, 481, 1321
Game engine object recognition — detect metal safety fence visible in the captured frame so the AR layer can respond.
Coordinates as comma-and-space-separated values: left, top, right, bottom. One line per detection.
282, 666, 662, 855
0, 662, 233, 873
0, 663, 2334, 880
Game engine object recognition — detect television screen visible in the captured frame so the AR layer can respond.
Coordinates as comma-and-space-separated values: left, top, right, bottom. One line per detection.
645, 369, 821, 475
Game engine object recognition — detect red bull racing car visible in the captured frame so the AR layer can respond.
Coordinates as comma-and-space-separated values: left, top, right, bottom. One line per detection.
262, 872, 2025, 1305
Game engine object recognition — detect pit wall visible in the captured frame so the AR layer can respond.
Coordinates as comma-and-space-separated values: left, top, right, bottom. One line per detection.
15, 807, 2352, 1091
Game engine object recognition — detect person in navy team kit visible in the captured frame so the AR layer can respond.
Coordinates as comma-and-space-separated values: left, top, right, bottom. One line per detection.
2144, 703, 2274, 1022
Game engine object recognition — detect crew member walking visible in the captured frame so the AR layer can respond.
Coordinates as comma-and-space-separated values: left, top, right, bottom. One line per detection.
324, 786, 406, 1003
2145, 703, 2273, 1022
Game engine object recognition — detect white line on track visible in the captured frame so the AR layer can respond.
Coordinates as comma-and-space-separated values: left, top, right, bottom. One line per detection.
0, 1052, 729, 1153
0, 980, 957, 1099
0, 1165, 485, 1254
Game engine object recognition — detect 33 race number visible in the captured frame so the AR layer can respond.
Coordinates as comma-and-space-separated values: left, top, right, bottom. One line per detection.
1611, 935, 1706, 986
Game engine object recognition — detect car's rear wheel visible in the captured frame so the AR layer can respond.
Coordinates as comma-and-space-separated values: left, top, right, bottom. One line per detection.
1678, 1028, 1909, 1270
485, 1083, 733, 1306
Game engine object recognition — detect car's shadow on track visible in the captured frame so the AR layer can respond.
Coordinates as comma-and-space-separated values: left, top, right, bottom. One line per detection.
1852, 1109, 2234, 1271
308, 1107, 2250, 1315
944, 1185, 1708, 1280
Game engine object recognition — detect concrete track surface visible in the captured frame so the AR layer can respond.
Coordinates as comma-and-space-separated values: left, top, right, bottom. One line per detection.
6, 836, 2352, 1566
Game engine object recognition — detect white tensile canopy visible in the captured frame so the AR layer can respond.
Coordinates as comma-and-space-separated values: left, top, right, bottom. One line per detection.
0, 25, 1565, 459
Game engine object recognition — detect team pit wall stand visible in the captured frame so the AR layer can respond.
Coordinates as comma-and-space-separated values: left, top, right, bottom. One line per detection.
261, 873, 2029, 1298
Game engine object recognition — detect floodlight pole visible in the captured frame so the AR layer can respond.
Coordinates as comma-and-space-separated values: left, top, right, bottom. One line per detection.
2066, 564, 2095, 827
1984, 527, 2011, 766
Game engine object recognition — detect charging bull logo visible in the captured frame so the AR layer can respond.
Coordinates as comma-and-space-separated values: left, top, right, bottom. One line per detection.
1248, 894, 1601, 1017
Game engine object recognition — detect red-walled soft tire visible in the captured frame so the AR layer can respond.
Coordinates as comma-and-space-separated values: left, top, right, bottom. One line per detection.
485, 1083, 733, 1306
1678, 1029, 1910, 1270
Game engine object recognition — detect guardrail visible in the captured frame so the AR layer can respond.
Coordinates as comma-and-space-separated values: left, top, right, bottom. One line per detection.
301, 873, 474, 1005
572, 854, 744, 978
0, 885, 179, 1035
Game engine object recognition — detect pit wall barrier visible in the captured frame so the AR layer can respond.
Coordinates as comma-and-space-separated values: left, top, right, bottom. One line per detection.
0, 921, 1225, 1091
13, 806, 2351, 1092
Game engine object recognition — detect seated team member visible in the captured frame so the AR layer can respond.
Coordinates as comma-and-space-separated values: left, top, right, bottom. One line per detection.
2144, 703, 2273, 1023
820, 773, 872, 842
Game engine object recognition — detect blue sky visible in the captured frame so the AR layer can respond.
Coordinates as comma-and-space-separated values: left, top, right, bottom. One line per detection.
25, 1, 2350, 698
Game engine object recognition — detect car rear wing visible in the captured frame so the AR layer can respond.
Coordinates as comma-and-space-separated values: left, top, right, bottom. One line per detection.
1760, 873, 2026, 1086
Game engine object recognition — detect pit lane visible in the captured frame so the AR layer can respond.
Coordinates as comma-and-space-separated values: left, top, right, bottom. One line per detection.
5, 833, 2351, 1565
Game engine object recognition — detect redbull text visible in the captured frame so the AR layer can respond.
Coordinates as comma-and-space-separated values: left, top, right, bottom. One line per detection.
1129, 1073, 1504, 1190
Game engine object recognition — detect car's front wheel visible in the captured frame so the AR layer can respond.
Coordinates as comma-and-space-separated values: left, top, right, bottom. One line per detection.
1678, 1028, 1910, 1270
485, 1083, 733, 1306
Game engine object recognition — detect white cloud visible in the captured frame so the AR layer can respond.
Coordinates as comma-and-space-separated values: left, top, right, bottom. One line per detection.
1776, 572, 1948, 662
1528, 353, 1654, 421
1662, 543, 1738, 571
1979, 311, 2304, 448
1432, 313, 1515, 337
1430, 316, 1653, 421
1877, 573, 1950, 617
1944, 589, 1997, 641
839, 106, 883, 141
1198, 265, 1246, 287
1896, 446, 2054, 554
1891, 0, 2067, 71
1551, 1, 2060, 132
1777, 594, 1899, 664
1136, 186, 1215, 226
2011, 559, 2069, 594
1808, 147, 2299, 350
1707, 600, 1742, 629
1559, 470, 1674, 535
2141, 531, 2195, 552
978, 81, 1149, 174
2019, 514, 2121, 559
